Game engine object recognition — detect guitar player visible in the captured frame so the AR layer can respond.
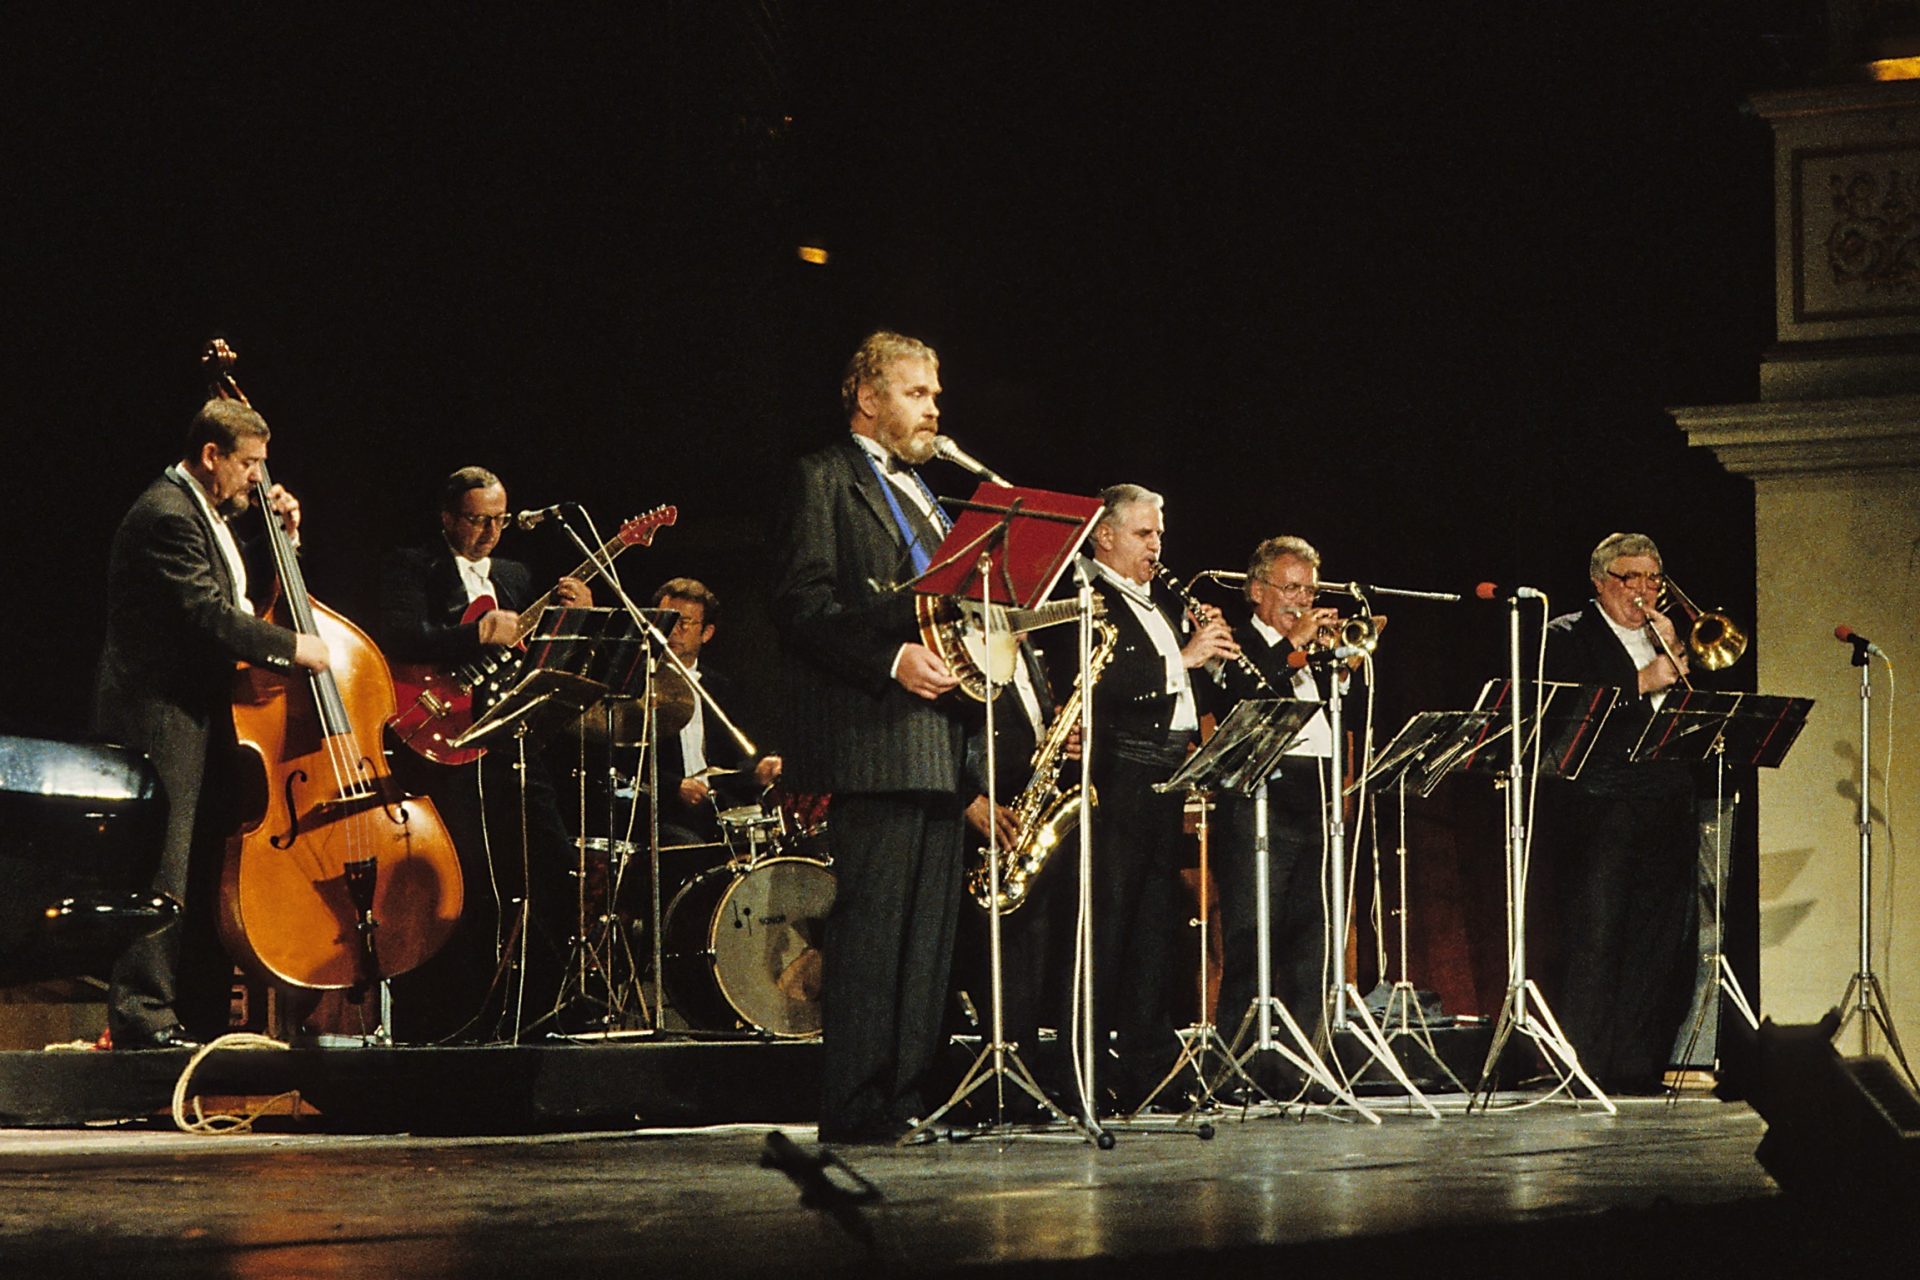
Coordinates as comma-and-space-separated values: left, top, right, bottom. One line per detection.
378, 465, 593, 1042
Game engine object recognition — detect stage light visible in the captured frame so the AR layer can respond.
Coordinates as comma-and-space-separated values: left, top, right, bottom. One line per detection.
797, 245, 829, 266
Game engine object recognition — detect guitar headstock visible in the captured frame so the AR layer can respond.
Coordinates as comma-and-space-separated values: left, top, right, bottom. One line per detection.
616, 506, 678, 547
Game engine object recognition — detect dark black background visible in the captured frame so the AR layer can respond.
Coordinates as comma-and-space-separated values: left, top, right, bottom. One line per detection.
2, 3, 1785, 735
3, 3, 1802, 1010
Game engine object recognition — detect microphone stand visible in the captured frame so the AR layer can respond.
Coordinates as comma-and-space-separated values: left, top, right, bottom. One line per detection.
909, 544, 1092, 1144
549, 506, 757, 1030
1832, 640, 1915, 1085
1470, 594, 1613, 1113
1320, 656, 1439, 1117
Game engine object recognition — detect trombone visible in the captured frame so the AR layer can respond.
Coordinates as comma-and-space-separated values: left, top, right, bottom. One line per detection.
1635, 576, 1748, 690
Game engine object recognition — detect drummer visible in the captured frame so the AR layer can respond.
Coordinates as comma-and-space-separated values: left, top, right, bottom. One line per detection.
651, 577, 783, 846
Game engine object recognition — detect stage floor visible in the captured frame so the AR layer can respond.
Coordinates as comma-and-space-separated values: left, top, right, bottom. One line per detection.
0, 1093, 1883, 1277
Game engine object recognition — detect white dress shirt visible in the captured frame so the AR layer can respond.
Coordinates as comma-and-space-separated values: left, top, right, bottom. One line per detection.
1090, 558, 1198, 734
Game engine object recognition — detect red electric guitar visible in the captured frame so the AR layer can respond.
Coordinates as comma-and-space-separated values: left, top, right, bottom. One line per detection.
386, 505, 677, 765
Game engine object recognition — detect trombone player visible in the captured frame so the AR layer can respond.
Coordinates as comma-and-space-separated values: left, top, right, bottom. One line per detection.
1541, 531, 1703, 1093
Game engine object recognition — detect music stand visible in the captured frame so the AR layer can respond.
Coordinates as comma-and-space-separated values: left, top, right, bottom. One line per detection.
1352, 709, 1498, 1093
1460, 676, 1622, 1113
452, 608, 644, 1041
907, 486, 1103, 1144
1144, 698, 1379, 1124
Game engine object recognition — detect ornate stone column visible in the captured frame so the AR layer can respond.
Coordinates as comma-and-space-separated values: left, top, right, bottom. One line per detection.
1673, 77, 1920, 1052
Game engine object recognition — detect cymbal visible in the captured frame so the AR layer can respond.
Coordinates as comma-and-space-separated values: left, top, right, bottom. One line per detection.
691, 764, 742, 780
566, 670, 696, 745
651, 668, 696, 735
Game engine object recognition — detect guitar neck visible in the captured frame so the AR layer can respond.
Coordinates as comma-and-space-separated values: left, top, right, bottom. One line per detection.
510, 532, 631, 642
1004, 598, 1086, 632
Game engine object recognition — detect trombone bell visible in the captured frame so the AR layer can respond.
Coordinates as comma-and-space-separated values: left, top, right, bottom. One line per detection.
1659, 576, 1749, 672
1689, 610, 1748, 671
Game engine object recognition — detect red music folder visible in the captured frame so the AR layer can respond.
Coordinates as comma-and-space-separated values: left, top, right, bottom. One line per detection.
912, 483, 1103, 608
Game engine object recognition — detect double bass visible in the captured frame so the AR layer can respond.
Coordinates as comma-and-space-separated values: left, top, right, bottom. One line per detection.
205, 340, 463, 992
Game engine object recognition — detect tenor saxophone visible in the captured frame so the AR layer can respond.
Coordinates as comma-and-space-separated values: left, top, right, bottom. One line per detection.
967, 615, 1118, 913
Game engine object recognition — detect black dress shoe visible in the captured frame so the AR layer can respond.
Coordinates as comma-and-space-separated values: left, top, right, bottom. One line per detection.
819, 1117, 946, 1146
120, 1025, 202, 1052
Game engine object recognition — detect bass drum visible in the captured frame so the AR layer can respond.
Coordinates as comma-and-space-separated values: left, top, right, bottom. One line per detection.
661, 856, 835, 1038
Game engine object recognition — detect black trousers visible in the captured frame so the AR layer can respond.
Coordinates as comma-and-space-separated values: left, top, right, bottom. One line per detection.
820, 790, 967, 1133
1215, 764, 1328, 1038
109, 727, 236, 1044
1547, 785, 1699, 1089
1076, 741, 1189, 1102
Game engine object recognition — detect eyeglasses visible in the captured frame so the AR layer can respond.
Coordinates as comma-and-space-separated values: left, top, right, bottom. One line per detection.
454, 514, 511, 530
1258, 578, 1318, 599
1605, 570, 1664, 592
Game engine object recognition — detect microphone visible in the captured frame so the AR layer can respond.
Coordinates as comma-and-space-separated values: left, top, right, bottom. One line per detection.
933, 436, 1012, 486
513, 504, 567, 531
1287, 645, 1365, 669
1474, 582, 1545, 602
1835, 624, 1887, 659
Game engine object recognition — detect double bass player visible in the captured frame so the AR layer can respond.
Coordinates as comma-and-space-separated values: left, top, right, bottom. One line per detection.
95, 397, 328, 1051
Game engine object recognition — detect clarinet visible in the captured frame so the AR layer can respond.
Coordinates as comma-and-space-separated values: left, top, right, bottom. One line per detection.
1150, 561, 1276, 694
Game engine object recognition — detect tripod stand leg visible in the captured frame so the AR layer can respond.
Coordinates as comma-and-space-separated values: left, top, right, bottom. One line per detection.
1379, 982, 1468, 1096
1471, 981, 1614, 1114
1718, 957, 1758, 1032
1331, 986, 1440, 1117
908, 1039, 1091, 1142
1134, 1020, 1267, 1117
1860, 975, 1919, 1090
1232, 997, 1380, 1123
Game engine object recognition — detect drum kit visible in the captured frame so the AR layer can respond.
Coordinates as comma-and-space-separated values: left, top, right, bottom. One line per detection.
571, 745, 834, 1040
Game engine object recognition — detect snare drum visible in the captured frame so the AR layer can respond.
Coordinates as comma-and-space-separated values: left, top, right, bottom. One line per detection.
716, 804, 787, 861
661, 856, 835, 1037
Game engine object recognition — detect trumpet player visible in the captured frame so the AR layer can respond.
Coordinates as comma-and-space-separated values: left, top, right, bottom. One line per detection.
1213, 535, 1357, 1045
1540, 532, 1700, 1094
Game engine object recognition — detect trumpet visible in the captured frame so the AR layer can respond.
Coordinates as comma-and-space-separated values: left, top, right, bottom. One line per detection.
1306, 581, 1384, 658
1634, 575, 1748, 691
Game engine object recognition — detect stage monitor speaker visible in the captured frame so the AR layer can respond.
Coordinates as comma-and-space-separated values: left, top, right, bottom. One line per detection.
1746, 1011, 1920, 1204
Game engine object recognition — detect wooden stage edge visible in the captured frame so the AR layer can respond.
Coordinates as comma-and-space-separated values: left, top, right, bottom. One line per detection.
0, 1024, 1505, 1133
0, 1035, 825, 1133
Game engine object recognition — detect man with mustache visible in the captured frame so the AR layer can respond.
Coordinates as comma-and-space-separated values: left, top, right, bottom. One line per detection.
770, 330, 975, 1143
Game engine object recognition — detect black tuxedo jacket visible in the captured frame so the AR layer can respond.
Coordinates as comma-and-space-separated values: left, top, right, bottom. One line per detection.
379, 542, 536, 667
769, 436, 971, 795
93, 471, 301, 900
1085, 570, 1201, 750
1544, 602, 1693, 797
94, 472, 299, 769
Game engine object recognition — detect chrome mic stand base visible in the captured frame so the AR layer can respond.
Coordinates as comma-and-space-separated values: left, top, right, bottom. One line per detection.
1471, 979, 1615, 1114
1224, 997, 1381, 1123
907, 1038, 1095, 1144
1835, 971, 1917, 1089
1322, 985, 1442, 1118
1377, 981, 1469, 1096
1131, 1020, 1249, 1122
